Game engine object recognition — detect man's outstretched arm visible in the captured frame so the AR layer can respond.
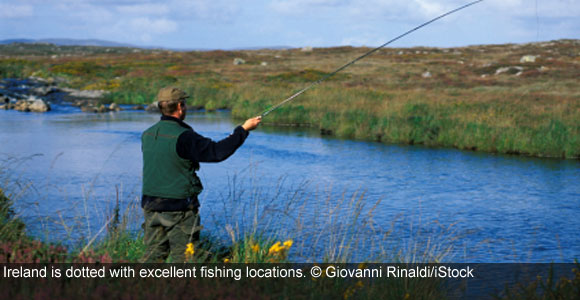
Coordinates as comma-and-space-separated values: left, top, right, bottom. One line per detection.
177, 116, 261, 163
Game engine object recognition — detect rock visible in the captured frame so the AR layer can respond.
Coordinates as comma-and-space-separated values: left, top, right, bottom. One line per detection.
301, 46, 313, 52
97, 104, 107, 113
31, 85, 57, 96
233, 58, 246, 65
520, 55, 537, 63
62, 88, 106, 99
260, 61, 268, 66
80, 105, 96, 113
131, 105, 145, 110
108, 103, 122, 112
146, 102, 160, 112
421, 71, 432, 78
14, 100, 30, 112
495, 66, 524, 76
28, 99, 51, 112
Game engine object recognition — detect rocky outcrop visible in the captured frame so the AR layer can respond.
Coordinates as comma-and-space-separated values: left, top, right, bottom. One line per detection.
12, 96, 51, 112
233, 58, 246, 65
29, 99, 51, 112
520, 55, 537, 63
80, 102, 122, 113
61, 88, 107, 99
31, 85, 59, 96
495, 66, 524, 76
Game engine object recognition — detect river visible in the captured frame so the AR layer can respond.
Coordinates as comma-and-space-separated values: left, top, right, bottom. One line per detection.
0, 94, 578, 262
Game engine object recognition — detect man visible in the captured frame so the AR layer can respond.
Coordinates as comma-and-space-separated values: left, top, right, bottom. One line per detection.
141, 86, 261, 262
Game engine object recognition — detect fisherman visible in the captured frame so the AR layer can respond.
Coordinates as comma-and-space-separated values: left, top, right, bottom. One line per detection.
141, 86, 261, 262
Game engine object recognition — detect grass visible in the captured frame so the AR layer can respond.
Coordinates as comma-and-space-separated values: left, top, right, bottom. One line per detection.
2, 182, 579, 299
0, 177, 454, 299
1, 40, 578, 158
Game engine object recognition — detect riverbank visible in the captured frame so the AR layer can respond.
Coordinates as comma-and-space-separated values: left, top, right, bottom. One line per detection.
2, 187, 579, 299
1, 40, 578, 158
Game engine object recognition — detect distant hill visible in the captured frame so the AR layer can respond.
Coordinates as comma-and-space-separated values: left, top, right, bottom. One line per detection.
0, 38, 135, 48
0, 38, 293, 51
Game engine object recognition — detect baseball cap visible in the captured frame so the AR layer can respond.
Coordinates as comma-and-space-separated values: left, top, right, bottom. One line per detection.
156, 87, 189, 102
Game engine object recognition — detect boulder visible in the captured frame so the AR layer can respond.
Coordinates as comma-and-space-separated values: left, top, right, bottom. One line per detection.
146, 102, 160, 112
108, 103, 122, 112
422, 71, 432, 78
28, 99, 51, 112
520, 55, 537, 63
96, 104, 108, 113
233, 58, 246, 65
14, 100, 30, 112
495, 66, 524, 76
131, 105, 145, 110
31, 86, 57, 96
80, 105, 97, 113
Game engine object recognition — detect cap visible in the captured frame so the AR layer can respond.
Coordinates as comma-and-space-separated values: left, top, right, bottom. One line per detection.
156, 87, 189, 102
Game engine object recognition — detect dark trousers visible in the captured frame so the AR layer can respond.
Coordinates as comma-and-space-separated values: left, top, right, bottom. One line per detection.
141, 209, 201, 263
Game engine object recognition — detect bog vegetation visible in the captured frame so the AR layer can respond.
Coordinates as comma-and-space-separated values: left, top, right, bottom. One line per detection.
1, 40, 579, 159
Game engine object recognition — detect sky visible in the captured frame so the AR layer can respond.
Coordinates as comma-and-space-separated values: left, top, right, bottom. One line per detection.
0, 0, 578, 49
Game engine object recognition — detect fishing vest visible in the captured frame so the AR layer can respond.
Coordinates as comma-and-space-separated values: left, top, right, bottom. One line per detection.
141, 120, 203, 200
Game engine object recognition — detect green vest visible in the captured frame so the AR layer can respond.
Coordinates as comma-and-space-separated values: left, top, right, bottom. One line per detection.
141, 120, 203, 199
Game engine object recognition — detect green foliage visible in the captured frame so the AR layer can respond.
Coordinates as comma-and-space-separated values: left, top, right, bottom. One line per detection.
266, 69, 348, 83
0, 59, 36, 78
0, 188, 26, 243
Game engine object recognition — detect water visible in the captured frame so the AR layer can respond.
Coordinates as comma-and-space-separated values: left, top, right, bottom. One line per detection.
0, 102, 578, 262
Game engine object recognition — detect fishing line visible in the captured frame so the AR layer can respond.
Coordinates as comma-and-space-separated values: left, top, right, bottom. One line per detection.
259, 0, 484, 118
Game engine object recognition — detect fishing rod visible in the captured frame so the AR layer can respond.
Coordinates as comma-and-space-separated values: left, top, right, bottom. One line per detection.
259, 0, 484, 118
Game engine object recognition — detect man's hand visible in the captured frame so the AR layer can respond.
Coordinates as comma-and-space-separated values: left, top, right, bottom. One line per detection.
242, 116, 262, 131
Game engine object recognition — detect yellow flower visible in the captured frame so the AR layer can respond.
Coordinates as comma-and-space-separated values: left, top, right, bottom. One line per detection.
185, 243, 195, 258
283, 239, 293, 248
268, 241, 282, 255
251, 244, 260, 253
358, 263, 367, 270
224, 258, 230, 263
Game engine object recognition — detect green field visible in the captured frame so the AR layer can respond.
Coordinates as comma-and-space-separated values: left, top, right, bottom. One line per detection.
1, 40, 579, 158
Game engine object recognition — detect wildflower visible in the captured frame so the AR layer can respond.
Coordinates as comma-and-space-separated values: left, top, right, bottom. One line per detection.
251, 244, 260, 253
283, 239, 293, 248
268, 242, 282, 255
404, 293, 410, 299
185, 243, 195, 260
224, 258, 230, 263
358, 263, 367, 270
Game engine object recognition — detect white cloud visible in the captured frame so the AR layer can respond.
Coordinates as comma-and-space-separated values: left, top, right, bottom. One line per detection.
0, 4, 34, 18
56, 2, 114, 22
116, 4, 170, 16
99, 17, 178, 43
270, 0, 344, 15
170, 0, 240, 22
129, 17, 178, 34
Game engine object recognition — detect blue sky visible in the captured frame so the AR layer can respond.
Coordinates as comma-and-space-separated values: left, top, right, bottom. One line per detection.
0, 0, 578, 49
